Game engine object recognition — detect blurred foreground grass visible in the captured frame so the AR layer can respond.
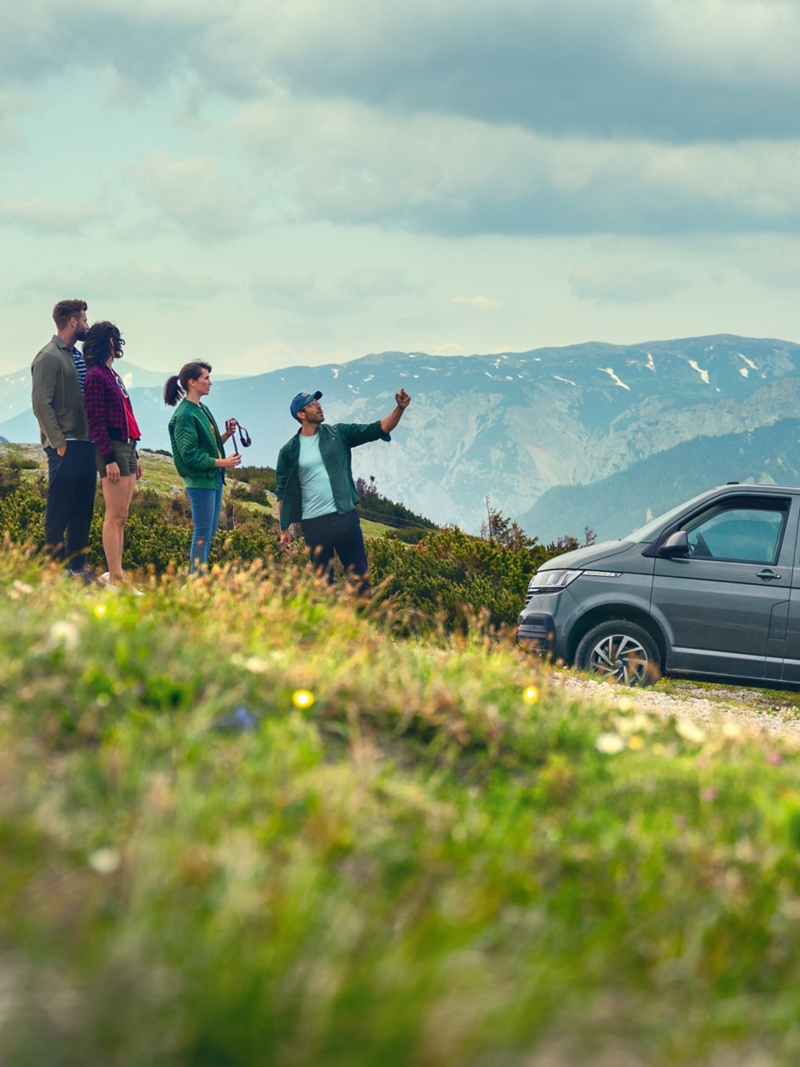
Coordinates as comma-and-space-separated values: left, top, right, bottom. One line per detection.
3, 546, 800, 1065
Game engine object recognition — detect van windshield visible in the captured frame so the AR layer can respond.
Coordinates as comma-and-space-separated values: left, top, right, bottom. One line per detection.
625, 491, 714, 543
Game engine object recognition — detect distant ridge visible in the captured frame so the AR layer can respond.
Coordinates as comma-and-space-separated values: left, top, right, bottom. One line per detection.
521, 418, 800, 542
3, 334, 800, 533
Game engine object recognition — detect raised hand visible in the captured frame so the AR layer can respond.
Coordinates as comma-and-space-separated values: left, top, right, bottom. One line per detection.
395, 389, 411, 408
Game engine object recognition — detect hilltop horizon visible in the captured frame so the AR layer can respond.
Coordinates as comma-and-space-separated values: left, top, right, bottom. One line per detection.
5, 331, 800, 535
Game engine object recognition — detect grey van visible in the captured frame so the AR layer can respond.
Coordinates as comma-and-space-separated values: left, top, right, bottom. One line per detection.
517, 483, 800, 686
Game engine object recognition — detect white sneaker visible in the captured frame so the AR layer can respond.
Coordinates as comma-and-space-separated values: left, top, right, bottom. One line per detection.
119, 572, 144, 597
100, 572, 143, 596
98, 572, 121, 594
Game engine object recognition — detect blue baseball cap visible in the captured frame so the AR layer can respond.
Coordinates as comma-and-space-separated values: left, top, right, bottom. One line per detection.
290, 390, 322, 422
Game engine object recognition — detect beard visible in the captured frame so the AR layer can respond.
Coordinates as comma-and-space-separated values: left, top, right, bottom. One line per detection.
75, 327, 88, 341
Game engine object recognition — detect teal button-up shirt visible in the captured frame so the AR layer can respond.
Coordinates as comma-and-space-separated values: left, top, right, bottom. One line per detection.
275, 421, 391, 530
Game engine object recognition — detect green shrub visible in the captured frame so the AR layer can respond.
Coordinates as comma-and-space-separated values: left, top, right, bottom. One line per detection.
0, 464, 22, 500
383, 527, 429, 544
234, 464, 278, 495
0, 483, 572, 627
368, 526, 566, 629
0, 482, 281, 575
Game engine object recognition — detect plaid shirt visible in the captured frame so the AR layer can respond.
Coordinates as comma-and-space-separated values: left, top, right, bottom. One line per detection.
84, 364, 130, 463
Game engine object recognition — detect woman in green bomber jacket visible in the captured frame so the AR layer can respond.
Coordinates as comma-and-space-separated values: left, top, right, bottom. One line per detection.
164, 361, 242, 573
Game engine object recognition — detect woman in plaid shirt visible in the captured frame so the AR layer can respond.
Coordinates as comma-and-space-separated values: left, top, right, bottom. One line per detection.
83, 321, 143, 589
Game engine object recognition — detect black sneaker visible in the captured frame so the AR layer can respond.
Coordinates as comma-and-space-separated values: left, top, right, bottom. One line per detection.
68, 567, 102, 586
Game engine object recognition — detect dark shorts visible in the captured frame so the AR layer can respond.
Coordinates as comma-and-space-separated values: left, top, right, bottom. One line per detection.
97, 440, 138, 478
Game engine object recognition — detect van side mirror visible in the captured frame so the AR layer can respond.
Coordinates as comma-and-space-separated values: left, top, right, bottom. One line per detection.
660, 530, 689, 558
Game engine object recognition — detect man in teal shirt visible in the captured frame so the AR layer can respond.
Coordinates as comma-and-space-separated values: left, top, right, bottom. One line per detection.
276, 387, 411, 591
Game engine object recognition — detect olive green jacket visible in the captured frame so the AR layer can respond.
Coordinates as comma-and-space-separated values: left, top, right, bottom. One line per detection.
275, 422, 391, 530
168, 399, 226, 489
31, 336, 89, 450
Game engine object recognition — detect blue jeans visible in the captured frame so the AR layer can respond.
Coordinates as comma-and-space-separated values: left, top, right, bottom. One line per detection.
187, 479, 223, 573
301, 509, 370, 593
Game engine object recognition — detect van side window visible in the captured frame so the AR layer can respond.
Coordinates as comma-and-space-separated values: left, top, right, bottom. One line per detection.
681, 504, 787, 564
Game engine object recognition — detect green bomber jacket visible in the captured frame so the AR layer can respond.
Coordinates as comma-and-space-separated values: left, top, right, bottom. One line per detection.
275, 421, 391, 530
168, 399, 226, 489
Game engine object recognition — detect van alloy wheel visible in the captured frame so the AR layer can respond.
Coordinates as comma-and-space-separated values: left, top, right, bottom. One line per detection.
587, 633, 649, 685
574, 620, 661, 687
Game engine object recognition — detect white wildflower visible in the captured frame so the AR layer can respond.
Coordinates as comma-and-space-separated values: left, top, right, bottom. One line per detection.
88, 847, 121, 875
244, 656, 269, 674
595, 732, 625, 754
677, 719, 706, 744
49, 620, 80, 651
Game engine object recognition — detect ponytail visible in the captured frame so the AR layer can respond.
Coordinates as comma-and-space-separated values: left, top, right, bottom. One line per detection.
163, 375, 184, 406
164, 361, 212, 406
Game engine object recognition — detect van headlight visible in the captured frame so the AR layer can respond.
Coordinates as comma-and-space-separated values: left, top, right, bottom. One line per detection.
527, 569, 582, 594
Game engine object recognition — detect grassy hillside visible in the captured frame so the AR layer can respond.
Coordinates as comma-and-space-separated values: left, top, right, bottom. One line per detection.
521, 418, 800, 543
3, 549, 800, 1064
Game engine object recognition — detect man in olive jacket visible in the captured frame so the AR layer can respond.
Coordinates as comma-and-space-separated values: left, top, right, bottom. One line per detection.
276, 388, 410, 592
31, 299, 97, 578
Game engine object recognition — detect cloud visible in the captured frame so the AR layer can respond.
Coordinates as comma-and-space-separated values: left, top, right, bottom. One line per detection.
251, 266, 419, 312
226, 93, 800, 237
19, 263, 226, 302
0, 0, 222, 89
0, 91, 27, 152
6, 1, 800, 143
251, 270, 316, 304
726, 234, 800, 290
0, 195, 107, 235
6, 2, 800, 245
569, 260, 693, 304
338, 268, 418, 297
234, 338, 292, 375
452, 296, 501, 310
134, 150, 257, 240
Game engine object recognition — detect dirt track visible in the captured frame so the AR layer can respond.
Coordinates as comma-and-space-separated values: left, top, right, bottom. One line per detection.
554, 673, 800, 742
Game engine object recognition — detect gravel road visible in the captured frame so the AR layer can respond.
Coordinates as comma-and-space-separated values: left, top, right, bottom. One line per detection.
554, 673, 800, 743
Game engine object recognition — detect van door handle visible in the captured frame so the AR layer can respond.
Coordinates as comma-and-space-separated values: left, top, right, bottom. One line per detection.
757, 569, 781, 581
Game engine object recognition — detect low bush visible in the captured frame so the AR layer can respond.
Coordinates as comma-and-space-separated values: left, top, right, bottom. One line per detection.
0, 482, 281, 576
0, 483, 565, 628
369, 526, 570, 630
232, 464, 278, 496
384, 526, 429, 544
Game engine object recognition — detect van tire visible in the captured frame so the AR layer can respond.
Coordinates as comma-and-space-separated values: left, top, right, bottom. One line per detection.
574, 620, 661, 687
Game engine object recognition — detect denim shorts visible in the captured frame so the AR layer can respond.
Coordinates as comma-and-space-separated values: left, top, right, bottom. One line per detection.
96, 440, 138, 478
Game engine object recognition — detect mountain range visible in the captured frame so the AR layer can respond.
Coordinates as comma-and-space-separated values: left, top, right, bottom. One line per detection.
2, 334, 799, 535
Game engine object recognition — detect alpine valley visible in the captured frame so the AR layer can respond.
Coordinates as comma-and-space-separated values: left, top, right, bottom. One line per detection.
3, 333, 800, 537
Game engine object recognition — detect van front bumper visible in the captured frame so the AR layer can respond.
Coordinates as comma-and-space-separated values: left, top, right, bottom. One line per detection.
515, 612, 556, 653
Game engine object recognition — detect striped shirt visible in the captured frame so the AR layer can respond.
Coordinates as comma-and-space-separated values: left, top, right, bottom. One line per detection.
72, 347, 86, 392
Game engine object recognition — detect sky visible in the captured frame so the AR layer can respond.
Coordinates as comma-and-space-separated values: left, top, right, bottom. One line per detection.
3, 0, 800, 378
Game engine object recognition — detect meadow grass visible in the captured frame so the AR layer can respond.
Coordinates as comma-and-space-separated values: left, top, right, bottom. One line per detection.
3, 545, 800, 1065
